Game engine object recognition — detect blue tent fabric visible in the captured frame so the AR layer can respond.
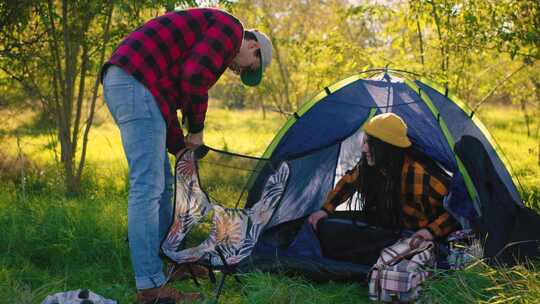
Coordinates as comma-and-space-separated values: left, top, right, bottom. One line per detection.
272, 81, 376, 160
267, 77, 478, 220
416, 81, 522, 206
248, 220, 322, 259
286, 221, 323, 258
245, 220, 372, 281
267, 144, 339, 228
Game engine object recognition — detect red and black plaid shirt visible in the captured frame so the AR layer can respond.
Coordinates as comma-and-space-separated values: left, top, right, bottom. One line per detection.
322, 154, 459, 238
102, 8, 243, 154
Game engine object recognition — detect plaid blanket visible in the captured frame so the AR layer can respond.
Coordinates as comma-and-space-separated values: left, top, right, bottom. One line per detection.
368, 237, 435, 303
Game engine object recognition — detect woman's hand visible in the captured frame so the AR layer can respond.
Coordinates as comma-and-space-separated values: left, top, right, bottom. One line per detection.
308, 210, 328, 231
410, 228, 434, 248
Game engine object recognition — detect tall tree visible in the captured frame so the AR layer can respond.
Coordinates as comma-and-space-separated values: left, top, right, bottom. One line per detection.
0, 0, 206, 195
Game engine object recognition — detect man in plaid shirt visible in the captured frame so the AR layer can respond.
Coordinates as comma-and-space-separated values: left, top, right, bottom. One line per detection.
308, 113, 459, 265
101, 7, 272, 303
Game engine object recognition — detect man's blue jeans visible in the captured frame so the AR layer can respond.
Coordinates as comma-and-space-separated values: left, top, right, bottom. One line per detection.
103, 66, 173, 290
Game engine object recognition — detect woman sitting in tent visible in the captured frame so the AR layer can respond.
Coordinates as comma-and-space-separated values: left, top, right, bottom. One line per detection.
307, 113, 460, 265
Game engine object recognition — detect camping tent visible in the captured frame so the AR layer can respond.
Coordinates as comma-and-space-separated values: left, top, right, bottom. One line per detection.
245, 69, 522, 220
238, 69, 538, 279
164, 69, 538, 282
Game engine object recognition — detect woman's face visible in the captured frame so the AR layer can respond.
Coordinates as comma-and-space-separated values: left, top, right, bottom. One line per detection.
362, 135, 375, 166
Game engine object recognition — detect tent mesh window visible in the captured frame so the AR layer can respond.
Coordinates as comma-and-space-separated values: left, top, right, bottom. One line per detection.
196, 146, 271, 209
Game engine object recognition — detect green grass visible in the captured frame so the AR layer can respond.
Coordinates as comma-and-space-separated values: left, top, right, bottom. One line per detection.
424, 262, 540, 303
0, 103, 539, 303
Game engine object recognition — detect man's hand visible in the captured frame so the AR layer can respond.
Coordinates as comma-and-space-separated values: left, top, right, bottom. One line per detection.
308, 210, 328, 231
185, 131, 204, 149
410, 228, 434, 248
175, 147, 187, 159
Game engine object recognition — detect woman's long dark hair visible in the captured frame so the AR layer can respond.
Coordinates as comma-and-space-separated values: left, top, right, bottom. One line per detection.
356, 135, 407, 229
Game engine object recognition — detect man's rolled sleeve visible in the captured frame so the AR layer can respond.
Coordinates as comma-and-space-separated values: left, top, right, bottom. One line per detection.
185, 92, 207, 133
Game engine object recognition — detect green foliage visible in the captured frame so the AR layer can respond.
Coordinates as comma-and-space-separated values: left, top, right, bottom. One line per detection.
240, 272, 364, 303
424, 261, 540, 303
213, 0, 375, 112
0, 180, 132, 303
211, 0, 540, 141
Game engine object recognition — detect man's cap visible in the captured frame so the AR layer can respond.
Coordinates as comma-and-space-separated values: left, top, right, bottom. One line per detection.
362, 113, 412, 148
241, 29, 272, 87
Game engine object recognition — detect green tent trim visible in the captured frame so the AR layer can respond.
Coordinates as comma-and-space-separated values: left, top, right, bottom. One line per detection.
405, 79, 482, 215
419, 78, 522, 198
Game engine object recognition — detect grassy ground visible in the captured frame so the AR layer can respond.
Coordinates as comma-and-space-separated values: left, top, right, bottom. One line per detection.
0, 103, 539, 303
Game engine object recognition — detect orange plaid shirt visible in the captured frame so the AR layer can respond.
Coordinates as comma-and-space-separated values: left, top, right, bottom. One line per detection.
322, 154, 459, 238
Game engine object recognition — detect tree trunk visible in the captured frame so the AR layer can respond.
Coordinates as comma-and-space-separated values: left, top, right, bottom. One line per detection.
71, 15, 93, 159
520, 99, 531, 137
42, 0, 76, 195
41, 0, 100, 195
532, 79, 540, 166
76, 1, 114, 185
260, 98, 266, 120
2, 0, 194, 197
261, 3, 291, 111
531, 78, 540, 138
416, 16, 425, 69
430, 1, 448, 87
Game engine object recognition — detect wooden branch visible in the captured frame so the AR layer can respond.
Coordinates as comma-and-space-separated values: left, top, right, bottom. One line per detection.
70, 9, 94, 156
77, 1, 114, 182
472, 63, 530, 112
425, 0, 450, 88
43, 0, 69, 154
413, 6, 425, 69
0, 66, 49, 108
266, 107, 293, 117
261, 3, 291, 109
61, 0, 73, 136
71, 42, 89, 158
0, 30, 48, 57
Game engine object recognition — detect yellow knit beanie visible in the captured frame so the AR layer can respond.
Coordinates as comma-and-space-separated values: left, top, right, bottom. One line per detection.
362, 113, 411, 148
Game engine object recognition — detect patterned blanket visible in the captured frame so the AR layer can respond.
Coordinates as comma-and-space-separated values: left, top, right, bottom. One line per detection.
161, 149, 289, 267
